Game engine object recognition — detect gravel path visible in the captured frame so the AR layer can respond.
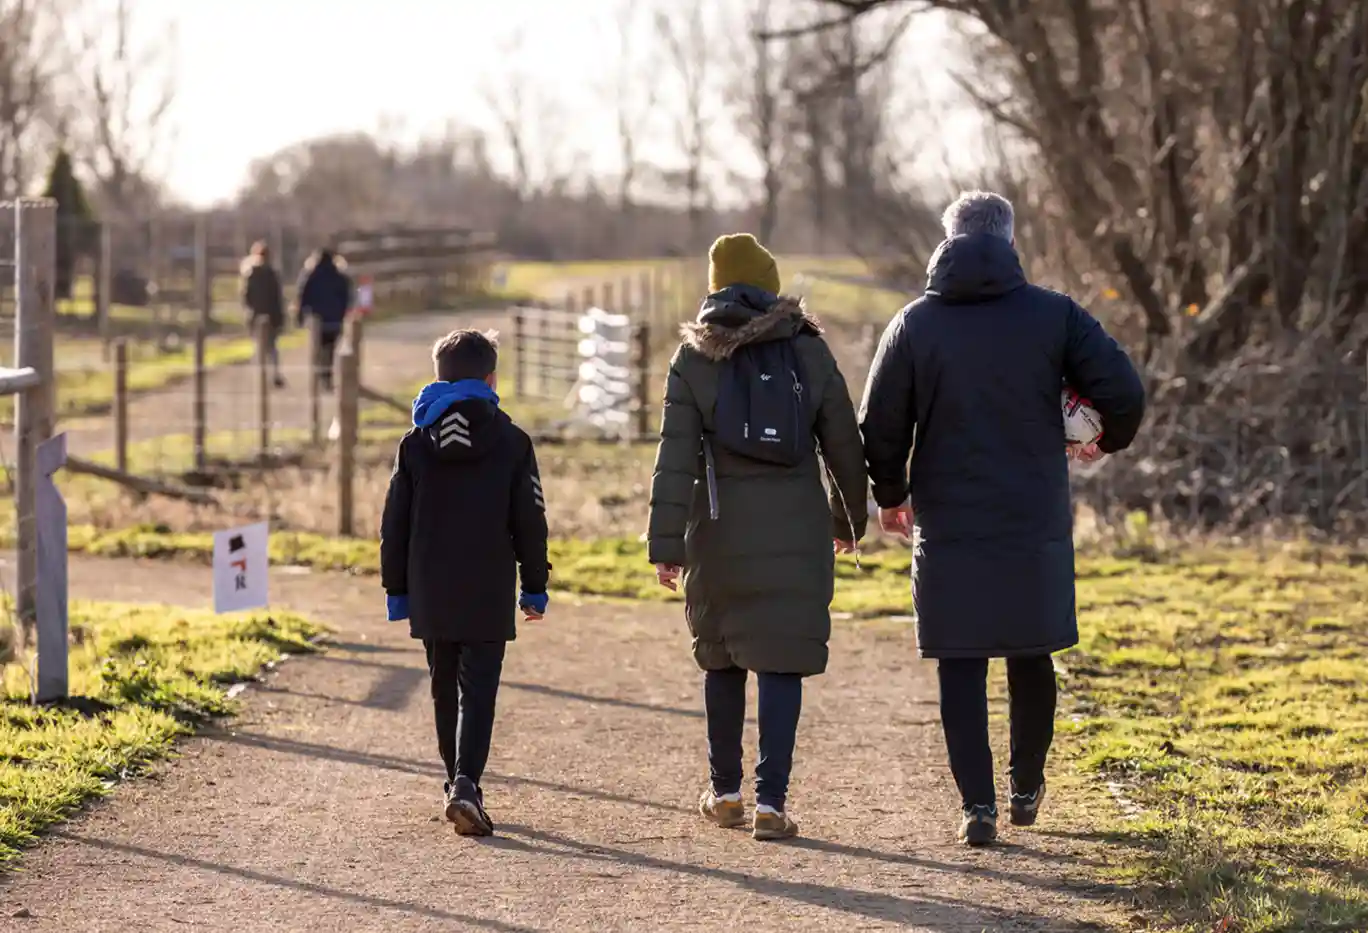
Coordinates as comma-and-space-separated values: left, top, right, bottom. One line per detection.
0, 556, 1125, 932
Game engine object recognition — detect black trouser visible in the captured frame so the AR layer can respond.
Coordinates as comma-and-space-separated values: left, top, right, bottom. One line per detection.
705, 666, 803, 810
423, 640, 506, 789
937, 655, 1056, 810
315, 329, 341, 391
253, 319, 281, 379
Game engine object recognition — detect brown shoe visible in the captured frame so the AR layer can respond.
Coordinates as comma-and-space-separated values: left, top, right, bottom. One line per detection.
699, 789, 746, 828
752, 808, 799, 841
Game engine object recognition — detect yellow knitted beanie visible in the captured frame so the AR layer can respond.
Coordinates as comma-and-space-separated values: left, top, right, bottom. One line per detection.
708, 233, 781, 295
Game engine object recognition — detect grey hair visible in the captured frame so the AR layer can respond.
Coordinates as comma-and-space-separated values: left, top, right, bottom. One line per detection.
941, 191, 1015, 242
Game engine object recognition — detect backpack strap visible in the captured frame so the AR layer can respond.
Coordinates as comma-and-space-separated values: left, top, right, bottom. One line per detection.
702, 436, 720, 520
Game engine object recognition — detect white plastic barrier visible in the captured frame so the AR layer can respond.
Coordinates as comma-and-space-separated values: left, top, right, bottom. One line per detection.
571, 306, 636, 433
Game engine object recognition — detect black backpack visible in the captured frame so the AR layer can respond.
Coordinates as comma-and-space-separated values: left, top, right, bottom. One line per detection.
711, 338, 808, 466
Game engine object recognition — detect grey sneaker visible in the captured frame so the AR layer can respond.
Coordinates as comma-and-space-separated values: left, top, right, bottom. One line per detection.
1010, 779, 1047, 827
958, 805, 998, 847
444, 777, 493, 836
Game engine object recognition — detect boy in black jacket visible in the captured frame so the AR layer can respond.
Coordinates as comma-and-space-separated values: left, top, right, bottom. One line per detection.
380, 329, 550, 836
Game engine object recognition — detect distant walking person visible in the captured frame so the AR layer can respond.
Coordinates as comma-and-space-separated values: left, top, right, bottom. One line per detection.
859, 192, 1146, 846
648, 234, 868, 841
240, 241, 286, 388
296, 248, 353, 392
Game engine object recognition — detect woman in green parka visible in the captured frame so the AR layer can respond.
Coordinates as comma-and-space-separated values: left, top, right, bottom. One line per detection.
647, 233, 868, 841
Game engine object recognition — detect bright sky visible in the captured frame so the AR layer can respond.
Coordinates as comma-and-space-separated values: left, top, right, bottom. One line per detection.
130, 0, 979, 207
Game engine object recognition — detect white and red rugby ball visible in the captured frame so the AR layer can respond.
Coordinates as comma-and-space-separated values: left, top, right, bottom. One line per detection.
1061, 386, 1103, 446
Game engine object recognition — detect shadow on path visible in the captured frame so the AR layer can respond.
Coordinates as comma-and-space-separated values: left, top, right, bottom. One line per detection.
213, 730, 690, 814
497, 824, 1104, 932
42, 832, 541, 933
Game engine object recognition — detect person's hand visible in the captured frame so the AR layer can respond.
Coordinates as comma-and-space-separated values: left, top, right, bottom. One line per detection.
1069, 442, 1106, 464
879, 504, 914, 539
834, 539, 857, 555
655, 563, 682, 592
518, 592, 548, 622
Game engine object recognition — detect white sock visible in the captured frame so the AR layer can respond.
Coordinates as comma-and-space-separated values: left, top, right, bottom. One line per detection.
714, 792, 741, 803
756, 803, 782, 816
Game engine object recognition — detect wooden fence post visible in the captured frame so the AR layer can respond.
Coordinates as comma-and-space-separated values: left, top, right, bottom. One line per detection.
603, 282, 615, 313
582, 285, 596, 312
347, 313, 365, 381
336, 344, 359, 536
256, 317, 271, 457
634, 322, 651, 441
192, 326, 207, 471
308, 316, 322, 445
97, 222, 113, 355
621, 277, 633, 317
113, 339, 128, 473
640, 269, 654, 326
677, 259, 689, 320
195, 214, 212, 327
14, 198, 57, 650
35, 432, 67, 703
192, 216, 210, 472
148, 213, 162, 318
512, 308, 526, 401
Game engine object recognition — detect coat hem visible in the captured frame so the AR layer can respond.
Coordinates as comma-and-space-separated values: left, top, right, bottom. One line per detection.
917, 638, 1076, 660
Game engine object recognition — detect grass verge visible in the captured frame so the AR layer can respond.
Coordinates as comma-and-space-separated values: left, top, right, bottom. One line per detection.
0, 603, 322, 865
1055, 549, 1368, 932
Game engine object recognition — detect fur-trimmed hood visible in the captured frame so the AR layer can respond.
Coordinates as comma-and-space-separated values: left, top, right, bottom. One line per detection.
679, 286, 823, 361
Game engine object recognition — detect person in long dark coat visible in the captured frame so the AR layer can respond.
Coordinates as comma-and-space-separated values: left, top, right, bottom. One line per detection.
859, 191, 1146, 846
648, 233, 868, 841
240, 241, 286, 388
296, 248, 353, 392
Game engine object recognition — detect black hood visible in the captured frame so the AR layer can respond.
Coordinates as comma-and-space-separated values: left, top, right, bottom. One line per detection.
925, 234, 1027, 303
421, 398, 505, 462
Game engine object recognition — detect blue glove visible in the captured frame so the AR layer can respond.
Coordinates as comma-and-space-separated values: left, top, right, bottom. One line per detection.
519, 592, 549, 615
386, 594, 410, 622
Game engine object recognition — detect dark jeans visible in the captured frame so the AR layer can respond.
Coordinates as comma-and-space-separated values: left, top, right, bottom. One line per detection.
705, 666, 803, 810
253, 320, 281, 378
424, 640, 507, 789
937, 655, 1056, 810
315, 329, 341, 391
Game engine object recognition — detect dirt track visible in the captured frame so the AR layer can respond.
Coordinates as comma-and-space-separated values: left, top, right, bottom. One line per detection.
0, 556, 1125, 932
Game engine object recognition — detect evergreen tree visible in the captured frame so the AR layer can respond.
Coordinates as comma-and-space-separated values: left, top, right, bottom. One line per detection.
41, 149, 96, 302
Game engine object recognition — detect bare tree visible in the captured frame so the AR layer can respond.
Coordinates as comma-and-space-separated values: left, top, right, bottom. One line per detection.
479, 32, 575, 208
66, 0, 177, 217
655, 4, 715, 249
0, 0, 70, 198
802, 0, 1368, 533
603, 1, 660, 219
481, 72, 534, 207
729, 0, 788, 244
